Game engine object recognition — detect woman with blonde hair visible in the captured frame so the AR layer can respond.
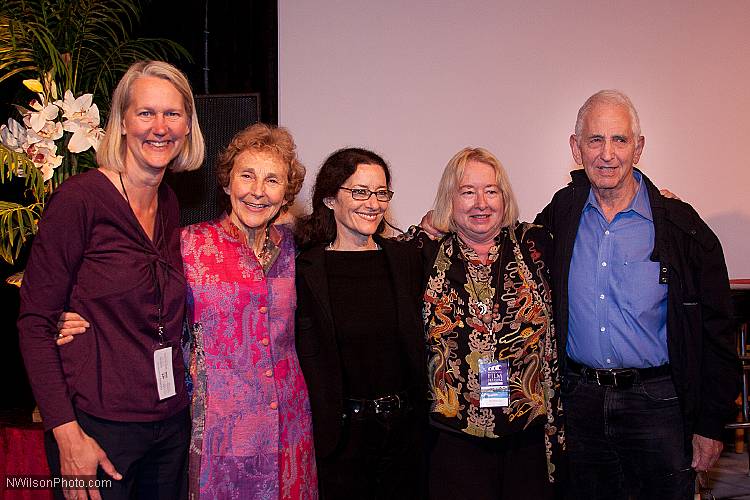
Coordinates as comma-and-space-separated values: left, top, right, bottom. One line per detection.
404, 146, 564, 499
18, 60, 204, 499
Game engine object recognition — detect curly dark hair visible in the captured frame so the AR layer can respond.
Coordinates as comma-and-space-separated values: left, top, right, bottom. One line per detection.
295, 147, 391, 250
215, 123, 305, 214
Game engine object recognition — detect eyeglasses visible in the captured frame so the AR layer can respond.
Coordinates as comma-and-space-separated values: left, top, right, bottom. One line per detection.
339, 187, 394, 202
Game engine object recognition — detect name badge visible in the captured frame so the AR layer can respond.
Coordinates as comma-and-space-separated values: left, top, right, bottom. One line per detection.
479, 359, 509, 408
154, 346, 176, 400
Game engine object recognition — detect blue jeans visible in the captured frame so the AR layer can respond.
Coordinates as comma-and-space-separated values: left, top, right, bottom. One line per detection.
562, 371, 694, 500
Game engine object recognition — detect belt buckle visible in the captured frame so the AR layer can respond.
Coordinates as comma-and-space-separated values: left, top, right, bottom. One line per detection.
611, 370, 621, 388
373, 396, 387, 414
594, 369, 603, 386
611, 369, 635, 389
593, 369, 617, 387
373, 394, 401, 414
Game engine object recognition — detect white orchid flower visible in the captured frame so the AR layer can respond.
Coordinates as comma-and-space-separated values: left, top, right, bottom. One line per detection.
6, 85, 103, 184
26, 96, 60, 133
24, 117, 63, 143
40, 161, 60, 181
65, 120, 104, 153
25, 135, 56, 155
57, 90, 103, 153
58, 91, 100, 127
25, 142, 63, 181
0, 118, 28, 152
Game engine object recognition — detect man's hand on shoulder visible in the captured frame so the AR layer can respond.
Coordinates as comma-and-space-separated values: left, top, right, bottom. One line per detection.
420, 210, 444, 240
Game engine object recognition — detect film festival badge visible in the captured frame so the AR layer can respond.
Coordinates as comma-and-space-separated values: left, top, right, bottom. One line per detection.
479, 358, 509, 408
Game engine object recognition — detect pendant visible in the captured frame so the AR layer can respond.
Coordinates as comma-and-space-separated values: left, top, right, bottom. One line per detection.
477, 302, 493, 325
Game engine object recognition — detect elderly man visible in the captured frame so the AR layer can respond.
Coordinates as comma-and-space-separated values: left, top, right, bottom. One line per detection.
535, 90, 740, 499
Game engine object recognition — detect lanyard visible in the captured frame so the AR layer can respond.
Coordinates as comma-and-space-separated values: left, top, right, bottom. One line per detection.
456, 231, 505, 327
119, 172, 168, 345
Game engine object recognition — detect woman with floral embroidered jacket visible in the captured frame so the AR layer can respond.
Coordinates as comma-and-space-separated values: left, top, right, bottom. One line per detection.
402, 147, 564, 500
179, 123, 316, 499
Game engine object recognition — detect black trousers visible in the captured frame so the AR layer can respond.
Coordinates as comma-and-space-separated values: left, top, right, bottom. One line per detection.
427, 425, 556, 500
316, 406, 426, 500
45, 408, 190, 500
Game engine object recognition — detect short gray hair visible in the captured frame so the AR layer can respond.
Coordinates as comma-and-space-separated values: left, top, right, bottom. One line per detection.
574, 89, 642, 139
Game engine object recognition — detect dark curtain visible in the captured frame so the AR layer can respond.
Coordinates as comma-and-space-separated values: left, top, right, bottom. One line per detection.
138, 0, 278, 124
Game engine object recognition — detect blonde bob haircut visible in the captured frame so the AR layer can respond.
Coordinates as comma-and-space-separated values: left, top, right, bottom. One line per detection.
432, 147, 519, 233
97, 60, 205, 173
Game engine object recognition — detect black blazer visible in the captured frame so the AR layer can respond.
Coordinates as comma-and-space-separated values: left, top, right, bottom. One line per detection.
295, 235, 426, 458
535, 168, 739, 440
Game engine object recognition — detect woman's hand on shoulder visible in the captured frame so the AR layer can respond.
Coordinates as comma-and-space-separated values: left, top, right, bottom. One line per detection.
56, 312, 90, 346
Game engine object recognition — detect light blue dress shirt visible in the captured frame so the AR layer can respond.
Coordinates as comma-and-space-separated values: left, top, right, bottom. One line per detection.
567, 171, 668, 369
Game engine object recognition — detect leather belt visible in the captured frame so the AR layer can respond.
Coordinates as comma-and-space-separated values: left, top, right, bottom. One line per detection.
567, 358, 671, 389
345, 391, 410, 415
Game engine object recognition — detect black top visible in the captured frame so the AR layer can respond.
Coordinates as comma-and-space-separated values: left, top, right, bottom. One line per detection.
325, 250, 407, 398
295, 236, 426, 457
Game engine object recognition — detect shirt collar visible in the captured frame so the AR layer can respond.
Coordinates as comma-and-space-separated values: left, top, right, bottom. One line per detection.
220, 213, 283, 273
583, 170, 653, 222
453, 226, 508, 266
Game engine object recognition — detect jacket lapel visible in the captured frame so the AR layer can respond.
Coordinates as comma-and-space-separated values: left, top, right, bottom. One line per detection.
377, 236, 424, 378
297, 245, 336, 330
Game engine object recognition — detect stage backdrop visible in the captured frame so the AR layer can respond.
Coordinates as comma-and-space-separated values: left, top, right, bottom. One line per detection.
279, 0, 750, 278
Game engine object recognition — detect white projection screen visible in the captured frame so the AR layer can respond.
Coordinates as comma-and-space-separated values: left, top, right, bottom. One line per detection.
279, 1, 750, 278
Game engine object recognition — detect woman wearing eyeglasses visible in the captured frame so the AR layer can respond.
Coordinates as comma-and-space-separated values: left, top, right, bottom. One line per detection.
294, 147, 426, 499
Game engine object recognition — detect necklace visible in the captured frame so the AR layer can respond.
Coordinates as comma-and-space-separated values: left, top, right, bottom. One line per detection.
326, 240, 380, 251
458, 234, 504, 326
465, 265, 495, 325
255, 226, 272, 261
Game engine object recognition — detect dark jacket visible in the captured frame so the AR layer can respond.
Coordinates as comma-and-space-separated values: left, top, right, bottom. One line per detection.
535, 168, 740, 440
295, 235, 427, 457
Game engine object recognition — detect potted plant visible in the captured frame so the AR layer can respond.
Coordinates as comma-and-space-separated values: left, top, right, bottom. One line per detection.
0, 0, 190, 281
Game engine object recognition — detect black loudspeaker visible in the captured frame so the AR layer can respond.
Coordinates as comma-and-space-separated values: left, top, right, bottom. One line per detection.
165, 93, 261, 227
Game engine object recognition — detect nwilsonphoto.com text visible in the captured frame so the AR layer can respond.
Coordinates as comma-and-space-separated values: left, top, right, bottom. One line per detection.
5, 475, 113, 490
